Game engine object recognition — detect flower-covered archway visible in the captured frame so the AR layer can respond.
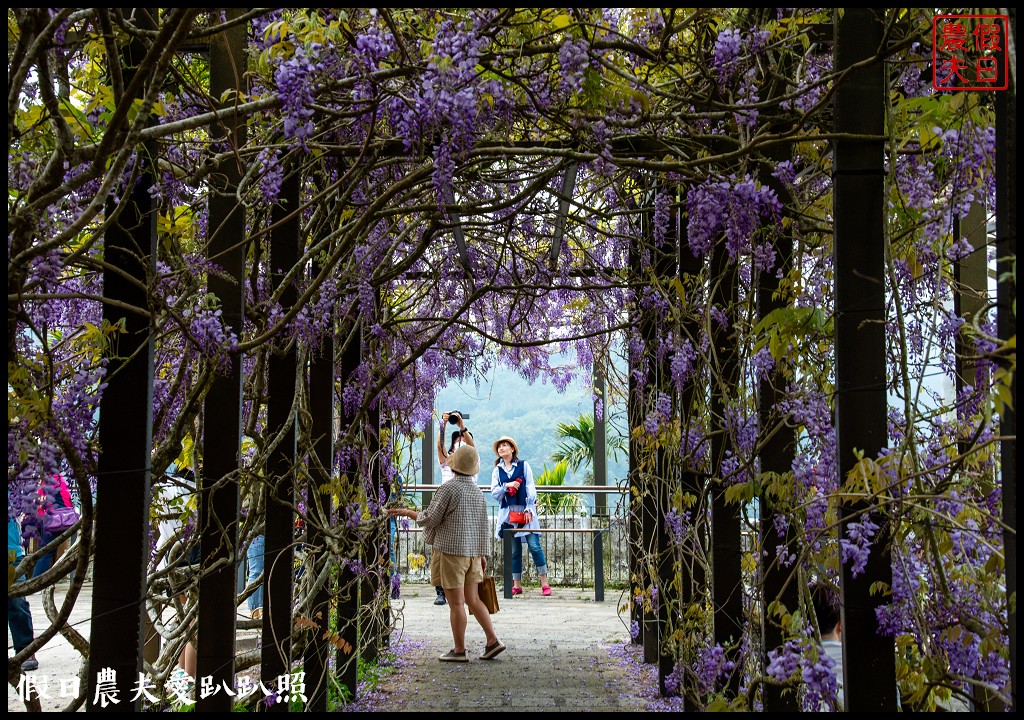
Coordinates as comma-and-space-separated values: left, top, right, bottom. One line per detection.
8, 7, 1014, 713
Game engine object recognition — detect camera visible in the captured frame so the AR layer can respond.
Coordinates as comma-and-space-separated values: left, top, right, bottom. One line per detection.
447, 410, 469, 424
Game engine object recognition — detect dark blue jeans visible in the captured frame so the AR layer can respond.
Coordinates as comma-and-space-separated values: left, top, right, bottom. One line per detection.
31, 532, 57, 578
246, 534, 264, 612
8, 575, 35, 653
511, 533, 548, 580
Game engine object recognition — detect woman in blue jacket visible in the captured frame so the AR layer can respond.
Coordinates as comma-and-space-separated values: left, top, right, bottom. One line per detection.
489, 436, 551, 596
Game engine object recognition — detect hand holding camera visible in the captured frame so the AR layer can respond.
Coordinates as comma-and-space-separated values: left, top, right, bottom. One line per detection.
445, 410, 469, 425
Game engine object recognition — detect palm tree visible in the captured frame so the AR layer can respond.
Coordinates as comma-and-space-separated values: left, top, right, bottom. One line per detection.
550, 413, 627, 482
534, 460, 581, 515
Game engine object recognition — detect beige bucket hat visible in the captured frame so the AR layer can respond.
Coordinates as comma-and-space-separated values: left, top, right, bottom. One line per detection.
447, 444, 480, 476
492, 436, 519, 457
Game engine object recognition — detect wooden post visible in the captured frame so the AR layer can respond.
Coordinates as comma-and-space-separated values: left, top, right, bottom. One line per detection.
709, 205, 742, 697
87, 8, 157, 709
833, 8, 897, 711
593, 358, 608, 517
196, 13, 246, 711
756, 125, 800, 714
627, 220, 643, 645
335, 322, 361, 699
677, 187, 705, 710
655, 187, 681, 696
304, 228, 336, 711
422, 418, 435, 508
994, 28, 1017, 707
261, 169, 300, 711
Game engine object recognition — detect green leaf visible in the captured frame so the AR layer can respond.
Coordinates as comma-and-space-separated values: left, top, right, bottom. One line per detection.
552, 13, 572, 30
869, 580, 891, 597
984, 553, 1004, 574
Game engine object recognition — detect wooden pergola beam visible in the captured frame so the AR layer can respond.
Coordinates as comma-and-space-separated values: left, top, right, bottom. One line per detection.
439, 185, 472, 272
547, 162, 579, 271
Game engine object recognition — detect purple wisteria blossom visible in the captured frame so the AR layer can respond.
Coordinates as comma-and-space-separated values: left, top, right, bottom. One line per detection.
274, 46, 325, 143
686, 175, 782, 267
840, 514, 879, 577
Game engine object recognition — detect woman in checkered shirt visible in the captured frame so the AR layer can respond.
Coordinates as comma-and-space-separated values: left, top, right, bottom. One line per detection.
388, 445, 506, 663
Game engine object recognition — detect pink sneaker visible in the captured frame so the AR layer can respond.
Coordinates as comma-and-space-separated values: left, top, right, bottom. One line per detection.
511, 587, 523, 596
542, 585, 552, 596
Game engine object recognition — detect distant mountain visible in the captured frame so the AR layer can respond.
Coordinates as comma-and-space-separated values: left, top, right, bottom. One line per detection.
429, 364, 630, 488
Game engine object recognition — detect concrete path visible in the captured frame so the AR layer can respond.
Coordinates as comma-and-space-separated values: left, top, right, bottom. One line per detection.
9, 581, 676, 712
354, 584, 673, 712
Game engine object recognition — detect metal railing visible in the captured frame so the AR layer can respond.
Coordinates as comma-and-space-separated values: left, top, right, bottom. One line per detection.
500, 527, 608, 600
391, 485, 630, 591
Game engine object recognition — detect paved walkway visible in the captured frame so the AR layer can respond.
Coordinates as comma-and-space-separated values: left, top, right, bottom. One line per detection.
9, 581, 675, 712
354, 584, 673, 712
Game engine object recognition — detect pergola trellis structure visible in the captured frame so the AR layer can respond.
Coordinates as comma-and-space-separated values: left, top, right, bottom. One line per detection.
6, 7, 1013, 714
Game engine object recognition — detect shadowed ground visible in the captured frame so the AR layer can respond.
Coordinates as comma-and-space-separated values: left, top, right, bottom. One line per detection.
8, 580, 681, 712
347, 582, 681, 712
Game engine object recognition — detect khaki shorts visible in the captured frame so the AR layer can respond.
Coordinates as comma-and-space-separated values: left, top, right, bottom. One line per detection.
430, 550, 484, 590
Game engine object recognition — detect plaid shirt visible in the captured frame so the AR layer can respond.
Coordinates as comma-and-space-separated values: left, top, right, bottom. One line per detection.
417, 473, 488, 557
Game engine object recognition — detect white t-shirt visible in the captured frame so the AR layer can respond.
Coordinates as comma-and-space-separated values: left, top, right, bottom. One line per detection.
821, 639, 844, 710
439, 437, 476, 483
154, 474, 194, 571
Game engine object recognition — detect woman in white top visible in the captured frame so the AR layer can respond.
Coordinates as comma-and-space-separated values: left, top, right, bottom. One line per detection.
438, 411, 475, 482
489, 436, 551, 596
433, 411, 475, 604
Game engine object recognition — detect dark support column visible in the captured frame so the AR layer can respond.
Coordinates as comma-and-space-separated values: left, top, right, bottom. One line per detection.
195, 15, 246, 711
360, 389, 385, 664
422, 418, 435, 507
638, 201, 660, 665
593, 357, 608, 517
640, 422, 659, 664
833, 9, 897, 711
655, 190, 679, 695
953, 206, 999, 720
262, 170, 300, 711
954, 205, 1006, 713
709, 214, 742, 697
503, 529, 515, 598
757, 149, 799, 714
335, 563, 359, 699
360, 285, 387, 662
655, 462, 676, 692
627, 236, 642, 644
677, 194, 704, 710
952, 203, 989, 394
335, 325, 361, 699
994, 26, 1016, 708
87, 9, 157, 709
304, 261, 335, 711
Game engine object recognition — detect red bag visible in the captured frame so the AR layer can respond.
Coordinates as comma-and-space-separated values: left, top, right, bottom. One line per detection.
508, 510, 528, 525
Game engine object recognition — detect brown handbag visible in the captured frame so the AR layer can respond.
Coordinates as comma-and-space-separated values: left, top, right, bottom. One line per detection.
471, 576, 499, 615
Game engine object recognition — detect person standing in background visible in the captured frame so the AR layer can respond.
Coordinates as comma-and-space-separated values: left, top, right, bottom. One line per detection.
432, 411, 475, 606
811, 581, 844, 711
245, 532, 264, 620
8, 516, 39, 672
490, 436, 552, 596
30, 473, 74, 579
388, 445, 505, 662
153, 466, 199, 679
